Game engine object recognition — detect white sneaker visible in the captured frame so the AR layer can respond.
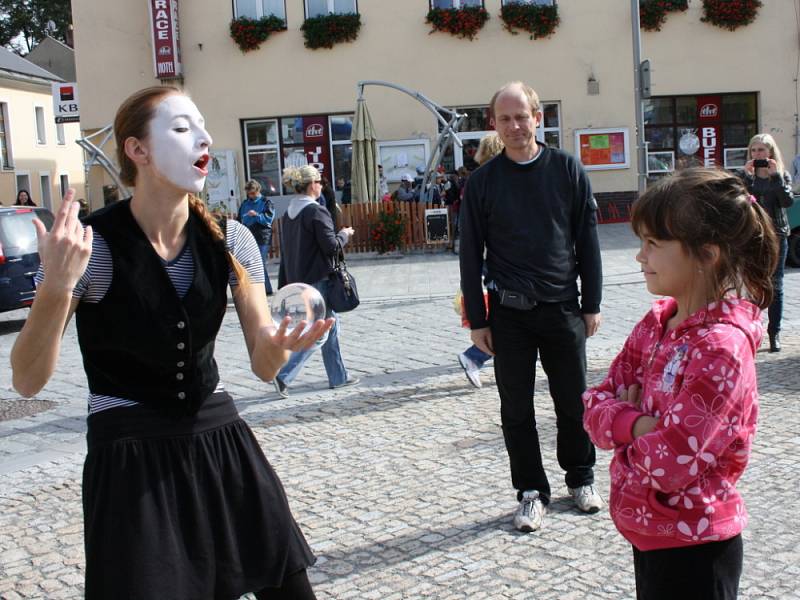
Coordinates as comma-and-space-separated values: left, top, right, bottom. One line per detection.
513, 490, 545, 532
569, 484, 603, 514
457, 352, 482, 388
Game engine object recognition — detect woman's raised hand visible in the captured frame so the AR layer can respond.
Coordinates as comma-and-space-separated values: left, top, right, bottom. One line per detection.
269, 316, 334, 353
36, 189, 93, 293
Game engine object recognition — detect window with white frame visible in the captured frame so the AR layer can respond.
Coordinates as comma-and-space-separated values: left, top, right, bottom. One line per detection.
329, 114, 353, 185
501, 0, 554, 5
59, 174, 70, 200
40, 173, 52, 210
235, 0, 286, 20
34, 106, 47, 145
56, 122, 65, 145
431, 0, 482, 8
305, 0, 357, 18
0, 102, 11, 168
243, 119, 281, 195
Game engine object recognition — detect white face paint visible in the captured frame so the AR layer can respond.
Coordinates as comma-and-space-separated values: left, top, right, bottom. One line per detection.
148, 95, 212, 193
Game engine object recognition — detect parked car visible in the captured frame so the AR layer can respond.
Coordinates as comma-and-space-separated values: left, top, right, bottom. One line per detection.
0, 206, 54, 312
788, 196, 800, 267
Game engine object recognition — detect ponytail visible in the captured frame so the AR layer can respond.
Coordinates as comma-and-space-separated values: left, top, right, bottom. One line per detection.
187, 194, 251, 295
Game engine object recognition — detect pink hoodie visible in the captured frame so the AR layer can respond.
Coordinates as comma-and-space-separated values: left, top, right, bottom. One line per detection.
583, 297, 761, 551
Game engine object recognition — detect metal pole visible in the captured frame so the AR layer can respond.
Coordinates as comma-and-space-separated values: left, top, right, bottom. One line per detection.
631, 0, 647, 195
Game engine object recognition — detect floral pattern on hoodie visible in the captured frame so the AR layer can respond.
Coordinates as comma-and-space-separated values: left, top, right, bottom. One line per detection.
583, 297, 761, 551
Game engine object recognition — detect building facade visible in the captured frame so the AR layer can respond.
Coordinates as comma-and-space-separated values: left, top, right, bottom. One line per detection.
71, 0, 798, 214
0, 48, 84, 210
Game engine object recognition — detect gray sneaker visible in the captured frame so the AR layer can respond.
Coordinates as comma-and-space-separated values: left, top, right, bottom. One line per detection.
513, 490, 545, 532
273, 378, 289, 399
569, 484, 603, 514
457, 352, 482, 388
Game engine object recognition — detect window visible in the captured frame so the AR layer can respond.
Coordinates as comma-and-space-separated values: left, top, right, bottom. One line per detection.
56, 122, 66, 145
431, 0, 482, 8
501, 0, 554, 5
40, 173, 52, 210
305, 0, 357, 18
243, 120, 281, 195
235, 0, 286, 20
59, 174, 70, 200
0, 103, 11, 168
16, 174, 31, 200
329, 115, 353, 185
34, 106, 47, 145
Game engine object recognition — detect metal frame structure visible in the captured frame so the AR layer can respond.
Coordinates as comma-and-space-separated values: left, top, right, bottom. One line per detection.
356, 80, 466, 196
76, 125, 130, 204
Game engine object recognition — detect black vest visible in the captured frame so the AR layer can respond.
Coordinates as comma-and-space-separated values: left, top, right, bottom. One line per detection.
76, 200, 229, 416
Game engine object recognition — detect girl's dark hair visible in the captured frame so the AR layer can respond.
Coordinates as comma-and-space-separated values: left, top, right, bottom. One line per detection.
15, 189, 30, 204
113, 86, 250, 291
631, 167, 779, 309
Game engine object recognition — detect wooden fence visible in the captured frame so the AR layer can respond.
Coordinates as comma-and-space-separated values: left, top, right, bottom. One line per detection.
270, 201, 454, 257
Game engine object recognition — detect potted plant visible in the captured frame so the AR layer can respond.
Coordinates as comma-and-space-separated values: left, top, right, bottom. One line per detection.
370, 204, 406, 254
638, 0, 688, 32
426, 5, 490, 40
301, 13, 361, 50
229, 15, 286, 52
499, 1, 560, 40
701, 0, 762, 31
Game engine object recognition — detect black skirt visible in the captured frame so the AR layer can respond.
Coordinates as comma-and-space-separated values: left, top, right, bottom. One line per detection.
82, 392, 315, 600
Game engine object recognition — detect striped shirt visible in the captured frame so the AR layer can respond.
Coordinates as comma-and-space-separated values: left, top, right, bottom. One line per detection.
36, 220, 264, 414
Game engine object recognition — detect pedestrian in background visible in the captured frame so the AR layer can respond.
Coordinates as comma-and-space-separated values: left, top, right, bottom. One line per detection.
274, 165, 359, 398
10, 86, 331, 600
456, 132, 505, 388
742, 133, 793, 352
459, 81, 603, 532
15, 189, 35, 206
238, 179, 276, 295
584, 168, 779, 600
320, 176, 339, 229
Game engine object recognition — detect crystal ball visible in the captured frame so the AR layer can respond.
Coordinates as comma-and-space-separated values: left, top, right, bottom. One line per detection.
269, 283, 327, 334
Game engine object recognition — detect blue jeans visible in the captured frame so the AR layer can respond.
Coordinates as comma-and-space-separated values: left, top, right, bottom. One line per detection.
768, 236, 788, 336
257, 243, 274, 295
277, 279, 348, 388
464, 344, 492, 368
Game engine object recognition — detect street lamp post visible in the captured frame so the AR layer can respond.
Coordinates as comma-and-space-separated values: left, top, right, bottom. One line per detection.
631, 0, 648, 195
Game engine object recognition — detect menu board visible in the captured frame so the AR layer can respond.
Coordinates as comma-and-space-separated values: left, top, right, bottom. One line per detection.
575, 128, 630, 171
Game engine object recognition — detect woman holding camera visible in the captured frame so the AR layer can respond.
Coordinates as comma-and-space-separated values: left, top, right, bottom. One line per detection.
743, 133, 794, 352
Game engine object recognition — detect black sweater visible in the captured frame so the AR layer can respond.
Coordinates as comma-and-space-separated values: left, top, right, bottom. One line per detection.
744, 171, 794, 237
459, 145, 602, 329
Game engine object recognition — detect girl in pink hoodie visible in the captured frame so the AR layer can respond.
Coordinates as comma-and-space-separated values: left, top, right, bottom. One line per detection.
583, 168, 779, 600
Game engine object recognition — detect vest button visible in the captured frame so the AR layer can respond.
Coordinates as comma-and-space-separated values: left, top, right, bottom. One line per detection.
177, 391, 186, 399
176, 373, 184, 381
177, 321, 186, 329
177, 342, 185, 350
177, 361, 185, 367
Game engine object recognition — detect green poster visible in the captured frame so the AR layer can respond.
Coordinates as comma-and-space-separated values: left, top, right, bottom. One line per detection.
590, 135, 610, 150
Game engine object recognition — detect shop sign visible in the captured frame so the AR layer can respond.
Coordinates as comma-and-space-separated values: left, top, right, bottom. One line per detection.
305, 123, 324, 138
696, 95, 721, 167
149, 0, 182, 79
52, 82, 79, 123
303, 116, 331, 177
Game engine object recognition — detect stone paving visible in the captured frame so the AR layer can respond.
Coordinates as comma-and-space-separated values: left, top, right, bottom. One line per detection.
1, 223, 798, 599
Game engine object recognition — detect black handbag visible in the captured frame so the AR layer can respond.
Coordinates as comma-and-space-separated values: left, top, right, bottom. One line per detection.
327, 241, 360, 313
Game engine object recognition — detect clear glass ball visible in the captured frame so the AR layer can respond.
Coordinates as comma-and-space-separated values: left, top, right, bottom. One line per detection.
269, 283, 326, 334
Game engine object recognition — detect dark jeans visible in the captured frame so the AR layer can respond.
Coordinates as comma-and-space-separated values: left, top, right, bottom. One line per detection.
632, 535, 743, 600
489, 294, 595, 503
768, 236, 788, 336
257, 240, 274, 295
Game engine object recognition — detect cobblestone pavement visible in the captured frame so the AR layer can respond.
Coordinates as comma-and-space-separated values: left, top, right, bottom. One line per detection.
1, 224, 798, 599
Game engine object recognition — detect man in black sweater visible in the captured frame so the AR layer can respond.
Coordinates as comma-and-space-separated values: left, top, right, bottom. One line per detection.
459, 81, 603, 533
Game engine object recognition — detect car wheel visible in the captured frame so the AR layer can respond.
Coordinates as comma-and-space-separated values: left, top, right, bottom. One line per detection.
788, 232, 800, 268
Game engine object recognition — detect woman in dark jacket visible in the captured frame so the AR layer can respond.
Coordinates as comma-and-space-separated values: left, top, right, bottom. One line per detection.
274, 165, 359, 397
743, 133, 794, 352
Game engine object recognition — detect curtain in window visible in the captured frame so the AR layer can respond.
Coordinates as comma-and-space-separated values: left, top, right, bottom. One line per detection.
263, 0, 285, 18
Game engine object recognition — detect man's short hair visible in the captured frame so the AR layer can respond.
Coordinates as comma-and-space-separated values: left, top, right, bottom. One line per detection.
489, 81, 541, 119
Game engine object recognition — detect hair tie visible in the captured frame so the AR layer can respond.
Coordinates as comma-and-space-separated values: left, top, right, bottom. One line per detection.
748, 194, 757, 204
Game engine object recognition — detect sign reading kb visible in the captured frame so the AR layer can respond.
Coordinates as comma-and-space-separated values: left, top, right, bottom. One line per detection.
52, 83, 79, 124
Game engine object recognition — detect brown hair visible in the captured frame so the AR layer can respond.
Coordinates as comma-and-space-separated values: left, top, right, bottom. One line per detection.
113, 86, 250, 291
631, 168, 779, 309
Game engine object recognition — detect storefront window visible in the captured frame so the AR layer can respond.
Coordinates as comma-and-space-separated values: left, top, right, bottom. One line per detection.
723, 94, 757, 122
246, 120, 278, 146
645, 127, 674, 150
675, 96, 697, 124
643, 98, 673, 125
722, 123, 757, 147
330, 115, 353, 142
332, 144, 352, 186
244, 120, 281, 195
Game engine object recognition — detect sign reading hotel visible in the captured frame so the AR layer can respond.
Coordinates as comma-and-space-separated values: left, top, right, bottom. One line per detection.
52, 83, 79, 123
149, 0, 182, 79
575, 128, 630, 171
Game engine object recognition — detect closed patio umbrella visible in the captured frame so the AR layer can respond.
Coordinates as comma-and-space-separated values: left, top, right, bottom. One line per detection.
350, 97, 380, 203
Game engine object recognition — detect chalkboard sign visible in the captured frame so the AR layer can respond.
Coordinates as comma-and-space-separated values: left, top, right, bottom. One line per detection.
425, 208, 449, 243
